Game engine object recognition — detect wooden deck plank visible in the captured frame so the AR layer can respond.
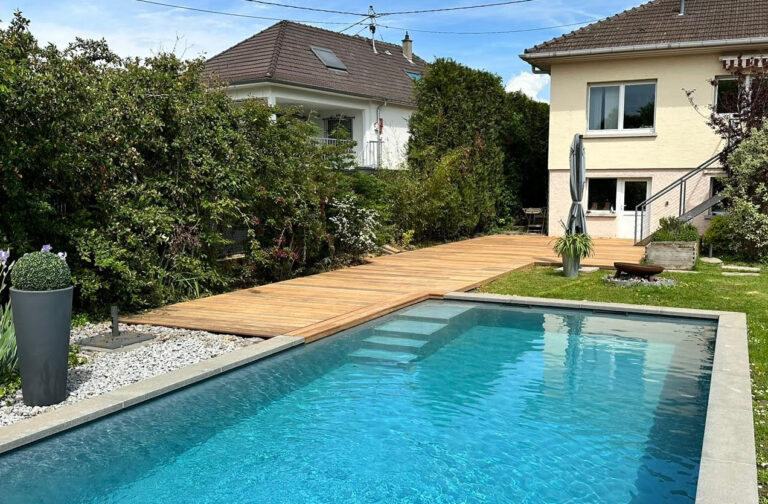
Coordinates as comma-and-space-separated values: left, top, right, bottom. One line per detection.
122, 235, 643, 342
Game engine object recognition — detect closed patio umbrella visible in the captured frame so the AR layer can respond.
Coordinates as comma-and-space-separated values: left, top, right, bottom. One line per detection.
567, 134, 587, 234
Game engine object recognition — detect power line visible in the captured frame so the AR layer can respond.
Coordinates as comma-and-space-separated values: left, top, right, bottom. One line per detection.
378, 19, 596, 35
134, 0, 353, 24
242, 0, 367, 16
377, 0, 536, 16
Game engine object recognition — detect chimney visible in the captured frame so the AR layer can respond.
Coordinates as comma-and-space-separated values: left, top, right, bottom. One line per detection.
402, 32, 413, 62
679, 0, 685, 15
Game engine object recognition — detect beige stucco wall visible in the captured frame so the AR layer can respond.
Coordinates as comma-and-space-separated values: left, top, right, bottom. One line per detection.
547, 52, 731, 237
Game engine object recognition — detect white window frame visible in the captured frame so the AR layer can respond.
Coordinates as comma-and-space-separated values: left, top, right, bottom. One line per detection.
586, 81, 657, 136
585, 177, 618, 216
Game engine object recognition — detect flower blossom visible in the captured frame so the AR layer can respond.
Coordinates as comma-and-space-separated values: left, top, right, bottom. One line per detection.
41, 244, 53, 253
0, 249, 9, 266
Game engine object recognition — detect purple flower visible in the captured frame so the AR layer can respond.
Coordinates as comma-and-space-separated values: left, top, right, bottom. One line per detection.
57, 251, 68, 261
41, 244, 53, 253
0, 249, 9, 266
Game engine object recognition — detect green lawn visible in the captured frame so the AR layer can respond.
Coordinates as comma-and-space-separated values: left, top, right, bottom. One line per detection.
481, 262, 768, 501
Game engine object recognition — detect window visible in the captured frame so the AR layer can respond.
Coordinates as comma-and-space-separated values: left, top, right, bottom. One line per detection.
623, 181, 648, 211
710, 177, 726, 215
311, 46, 347, 71
587, 178, 617, 212
324, 117, 353, 138
715, 77, 739, 115
405, 71, 421, 80
588, 82, 656, 131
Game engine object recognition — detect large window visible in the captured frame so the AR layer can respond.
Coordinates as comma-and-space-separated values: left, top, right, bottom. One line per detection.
587, 178, 617, 212
588, 82, 656, 132
715, 77, 739, 115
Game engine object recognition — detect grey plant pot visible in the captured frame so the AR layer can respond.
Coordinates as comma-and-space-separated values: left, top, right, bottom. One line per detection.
9, 286, 73, 406
562, 254, 581, 278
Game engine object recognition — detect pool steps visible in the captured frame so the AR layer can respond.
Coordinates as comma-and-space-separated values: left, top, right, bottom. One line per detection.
350, 303, 474, 364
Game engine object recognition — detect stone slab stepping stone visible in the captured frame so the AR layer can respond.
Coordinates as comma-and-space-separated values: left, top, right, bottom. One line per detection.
374, 319, 446, 337
364, 335, 428, 348
723, 265, 761, 272
666, 270, 700, 274
722, 272, 760, 277
400, 304, 473, 322
700, 257, 723, 264
554, 266, 600, 273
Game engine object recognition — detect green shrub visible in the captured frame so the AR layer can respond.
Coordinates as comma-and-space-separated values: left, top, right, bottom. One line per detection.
10, 251, 71, 291
720, 126, 768, 260
554, 232, 595, 259
653, 217, 700, 242
702, 216, 737, 256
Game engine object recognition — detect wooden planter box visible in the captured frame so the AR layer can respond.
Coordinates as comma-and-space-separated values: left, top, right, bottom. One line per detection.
645, 241, 699, 270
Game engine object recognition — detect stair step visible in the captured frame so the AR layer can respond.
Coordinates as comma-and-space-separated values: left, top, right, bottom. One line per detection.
350, 348, 418, 363
723, 272, 759, 277
374, 319, 447, 337
364, 335, 428, 348
399, 304, 473, 322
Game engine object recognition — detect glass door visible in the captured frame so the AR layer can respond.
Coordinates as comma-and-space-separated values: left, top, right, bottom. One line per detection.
618, 179, 650, 240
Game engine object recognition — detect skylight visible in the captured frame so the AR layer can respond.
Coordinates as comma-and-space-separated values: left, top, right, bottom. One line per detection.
405, 71, 421, 81
311, 46, 347, 71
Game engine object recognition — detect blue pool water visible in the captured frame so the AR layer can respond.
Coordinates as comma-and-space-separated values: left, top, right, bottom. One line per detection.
0, 300, 716, 503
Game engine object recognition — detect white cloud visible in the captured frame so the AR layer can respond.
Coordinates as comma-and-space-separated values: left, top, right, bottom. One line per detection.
505, 71, 550, 103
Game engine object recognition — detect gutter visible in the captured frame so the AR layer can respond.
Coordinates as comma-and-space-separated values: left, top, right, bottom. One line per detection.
521, 36, 768, 62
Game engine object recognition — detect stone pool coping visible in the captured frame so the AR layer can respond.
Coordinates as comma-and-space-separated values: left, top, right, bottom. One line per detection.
445, 292, 756, 504
0, 294, 756, 504
0, 335, 303, 455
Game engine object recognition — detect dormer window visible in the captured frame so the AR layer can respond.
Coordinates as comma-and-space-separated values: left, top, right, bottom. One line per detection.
311, 46, 347, 71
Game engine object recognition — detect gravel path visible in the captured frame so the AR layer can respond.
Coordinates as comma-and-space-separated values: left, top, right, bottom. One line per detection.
0, 323, 259, 427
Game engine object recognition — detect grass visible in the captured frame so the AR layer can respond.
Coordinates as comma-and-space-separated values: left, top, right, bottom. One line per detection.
481, 262, 768, 501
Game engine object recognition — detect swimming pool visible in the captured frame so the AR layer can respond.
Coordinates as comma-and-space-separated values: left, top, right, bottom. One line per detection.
0, 300, 717, 503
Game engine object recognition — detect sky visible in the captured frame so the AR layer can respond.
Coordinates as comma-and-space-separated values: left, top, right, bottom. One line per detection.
0, 0, 644, 102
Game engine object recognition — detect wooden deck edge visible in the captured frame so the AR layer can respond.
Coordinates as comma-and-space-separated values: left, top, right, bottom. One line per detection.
287, 291, 437, 344
118, 315, 281, 339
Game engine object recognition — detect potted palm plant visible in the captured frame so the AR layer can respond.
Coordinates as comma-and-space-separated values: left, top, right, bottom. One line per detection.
9, 246, 72, 406
554, 231, 595, 278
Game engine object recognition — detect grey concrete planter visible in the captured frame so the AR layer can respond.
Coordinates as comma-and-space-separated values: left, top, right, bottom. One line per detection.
10, 286, 73, 406
646, 241, 699, 270
562, 254, 581, 278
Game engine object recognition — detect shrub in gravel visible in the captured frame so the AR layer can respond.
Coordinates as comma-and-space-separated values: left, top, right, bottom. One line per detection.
11, 251, 71, 291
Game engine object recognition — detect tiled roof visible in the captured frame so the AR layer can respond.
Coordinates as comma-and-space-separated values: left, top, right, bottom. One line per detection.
523, 0, 768, 57
205, 21, 427, 105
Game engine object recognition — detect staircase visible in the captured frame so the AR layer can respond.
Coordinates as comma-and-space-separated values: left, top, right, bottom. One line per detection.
633, 151, 728, 245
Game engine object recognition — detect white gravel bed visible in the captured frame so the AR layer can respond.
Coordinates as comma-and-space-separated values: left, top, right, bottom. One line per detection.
0, 323, 259, 427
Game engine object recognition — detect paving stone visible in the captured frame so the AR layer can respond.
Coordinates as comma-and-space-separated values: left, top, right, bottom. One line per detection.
699, 257, 723, 264
723, 264, 761, 272
722, 272, 760, 277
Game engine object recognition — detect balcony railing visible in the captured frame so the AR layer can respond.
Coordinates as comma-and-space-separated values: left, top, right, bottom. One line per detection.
315, 137, 384, 169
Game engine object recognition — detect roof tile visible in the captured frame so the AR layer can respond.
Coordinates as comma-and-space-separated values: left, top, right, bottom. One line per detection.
524, 0, 768, 56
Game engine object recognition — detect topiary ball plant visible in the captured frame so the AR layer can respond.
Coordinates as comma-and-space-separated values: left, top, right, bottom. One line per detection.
11, 251, 71, 291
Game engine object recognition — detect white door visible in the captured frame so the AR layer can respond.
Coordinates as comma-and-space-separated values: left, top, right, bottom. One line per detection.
618, 179, 651, 240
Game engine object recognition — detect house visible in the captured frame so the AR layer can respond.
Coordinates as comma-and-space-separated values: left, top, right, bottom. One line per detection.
521, 0, 768, 241
205, 21, 427, 170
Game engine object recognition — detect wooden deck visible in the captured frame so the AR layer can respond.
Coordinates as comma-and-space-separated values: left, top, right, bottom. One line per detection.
122, 235, 644, 343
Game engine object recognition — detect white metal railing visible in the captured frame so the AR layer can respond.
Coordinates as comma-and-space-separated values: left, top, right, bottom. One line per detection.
315, 137, 354, 148
357, 140, 383, 169
315, 138, 383, 169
